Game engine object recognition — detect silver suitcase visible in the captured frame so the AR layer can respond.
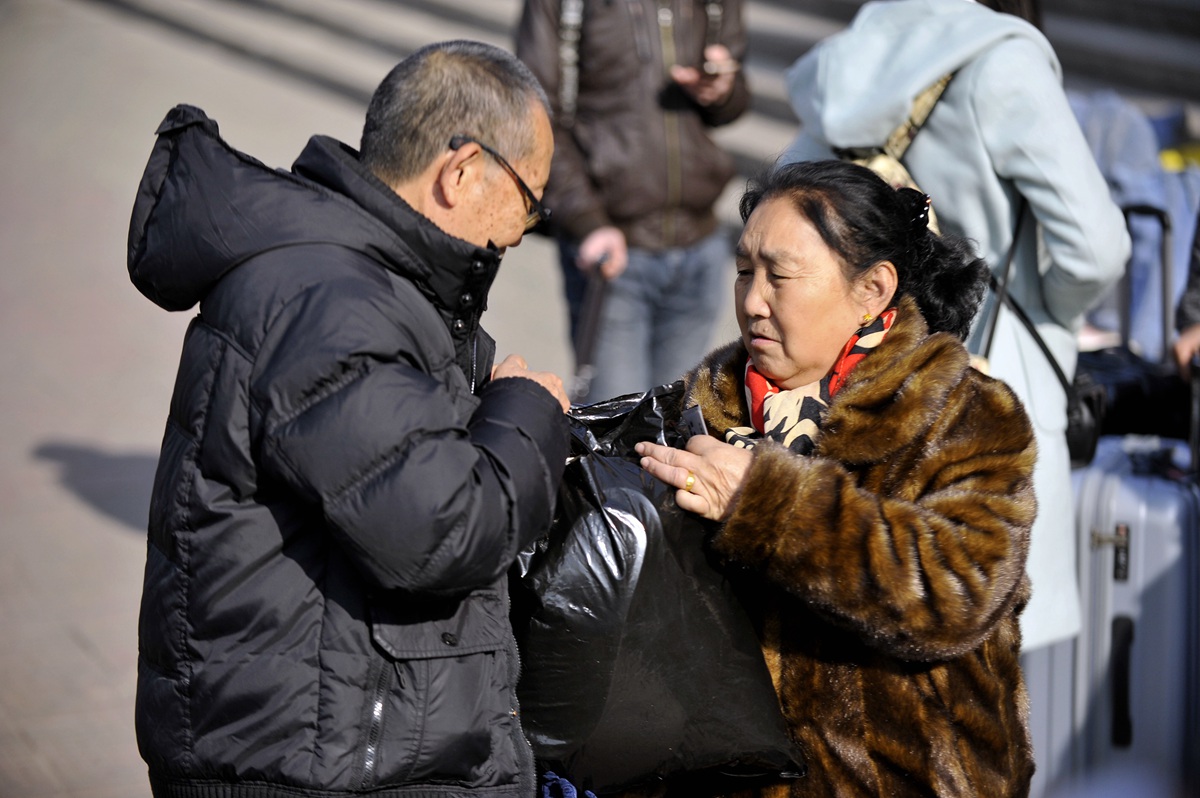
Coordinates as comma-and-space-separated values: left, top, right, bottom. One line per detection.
1071, 435, 1200, 794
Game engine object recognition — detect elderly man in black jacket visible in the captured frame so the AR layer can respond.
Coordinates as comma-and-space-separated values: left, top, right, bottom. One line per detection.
127, 40, 570, 798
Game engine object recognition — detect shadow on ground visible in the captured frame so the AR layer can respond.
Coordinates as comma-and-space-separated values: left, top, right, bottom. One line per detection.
34, 441, 156, 534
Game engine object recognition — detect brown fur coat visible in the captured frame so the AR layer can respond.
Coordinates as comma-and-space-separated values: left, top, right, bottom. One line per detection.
687, 297, 1037, 798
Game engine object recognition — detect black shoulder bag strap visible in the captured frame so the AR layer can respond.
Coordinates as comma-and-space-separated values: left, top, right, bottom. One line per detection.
983, 199, 1104, 467
980, 199, 1026, 359
982, 198, 1068, 388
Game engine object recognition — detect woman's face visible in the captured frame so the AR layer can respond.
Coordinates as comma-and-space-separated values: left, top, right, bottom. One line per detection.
734, 197, 870, 390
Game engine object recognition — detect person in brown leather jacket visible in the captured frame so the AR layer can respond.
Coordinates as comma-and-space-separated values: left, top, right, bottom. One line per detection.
515, 0, 750, 403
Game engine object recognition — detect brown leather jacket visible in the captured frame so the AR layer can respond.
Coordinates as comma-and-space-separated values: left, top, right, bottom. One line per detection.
515, 0, 750, 251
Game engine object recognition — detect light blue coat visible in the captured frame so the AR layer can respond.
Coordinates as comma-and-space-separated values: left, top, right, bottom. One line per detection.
781, 0, 1130, 650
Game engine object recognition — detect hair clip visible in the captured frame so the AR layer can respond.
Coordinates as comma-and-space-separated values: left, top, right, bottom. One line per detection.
897, 187, 932, 233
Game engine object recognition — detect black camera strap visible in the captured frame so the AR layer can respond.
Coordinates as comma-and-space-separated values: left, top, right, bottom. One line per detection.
984, 198, 1074, 397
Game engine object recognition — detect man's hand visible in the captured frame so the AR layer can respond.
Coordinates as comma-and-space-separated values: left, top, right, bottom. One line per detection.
492, 354, 570, 411
669, 44, 739, 107
577, 226, 627, 280
1173, 324, 1200, 379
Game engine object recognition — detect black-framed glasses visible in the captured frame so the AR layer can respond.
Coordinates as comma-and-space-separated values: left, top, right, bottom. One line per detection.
449, 135, 552, 232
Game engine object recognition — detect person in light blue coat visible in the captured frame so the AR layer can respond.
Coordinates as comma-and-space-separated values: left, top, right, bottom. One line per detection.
781, 0, 1128, 653
780, 1, 1130, 793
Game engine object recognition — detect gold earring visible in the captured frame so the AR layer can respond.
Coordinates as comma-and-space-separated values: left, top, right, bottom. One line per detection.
860, 313, 874, 326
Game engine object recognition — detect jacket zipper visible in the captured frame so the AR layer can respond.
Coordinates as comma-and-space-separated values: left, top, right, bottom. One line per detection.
360, 661, 393, 789
509, 596, 537, 796
470, 336, 478, 392
658, 0, 682, 246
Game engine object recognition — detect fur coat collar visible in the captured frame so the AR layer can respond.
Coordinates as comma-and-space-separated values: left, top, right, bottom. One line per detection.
684, 297, 1038, 798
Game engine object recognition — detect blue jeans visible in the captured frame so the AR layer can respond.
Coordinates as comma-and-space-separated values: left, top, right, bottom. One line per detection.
559, 229, 731, 404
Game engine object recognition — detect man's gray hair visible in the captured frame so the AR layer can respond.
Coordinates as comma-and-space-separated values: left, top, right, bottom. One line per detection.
360, 40, 550, 185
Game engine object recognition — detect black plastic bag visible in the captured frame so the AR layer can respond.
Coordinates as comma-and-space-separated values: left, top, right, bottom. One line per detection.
513, 383, 804, 796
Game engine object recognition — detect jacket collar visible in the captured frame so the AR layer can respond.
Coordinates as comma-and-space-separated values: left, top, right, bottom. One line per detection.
292, 136, 503, 322
292, 136, 503, 381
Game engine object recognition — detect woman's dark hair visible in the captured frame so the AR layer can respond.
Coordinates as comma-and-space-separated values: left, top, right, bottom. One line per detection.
978, 0, 1042, 30
740, 159, 989, 340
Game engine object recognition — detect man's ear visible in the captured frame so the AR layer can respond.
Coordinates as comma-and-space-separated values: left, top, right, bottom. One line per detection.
435, 141, 483, 210
860, 260, 898, 314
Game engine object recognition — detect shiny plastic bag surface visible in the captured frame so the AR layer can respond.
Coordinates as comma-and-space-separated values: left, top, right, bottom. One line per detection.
513, 383, 804, 796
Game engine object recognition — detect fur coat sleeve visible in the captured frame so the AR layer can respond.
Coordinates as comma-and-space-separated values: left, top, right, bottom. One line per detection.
690, 297, 1037, 662
681, 297, 1038, 797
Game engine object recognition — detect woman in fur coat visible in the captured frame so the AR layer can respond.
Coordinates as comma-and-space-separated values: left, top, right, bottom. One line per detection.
636, 160, 1038, 797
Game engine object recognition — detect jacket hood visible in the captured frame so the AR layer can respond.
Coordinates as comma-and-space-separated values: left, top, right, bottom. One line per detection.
786, 0, 1058, 148
127, 104, 500, 312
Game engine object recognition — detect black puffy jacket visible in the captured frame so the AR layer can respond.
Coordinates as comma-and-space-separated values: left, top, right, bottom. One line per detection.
128, 105, 570, 798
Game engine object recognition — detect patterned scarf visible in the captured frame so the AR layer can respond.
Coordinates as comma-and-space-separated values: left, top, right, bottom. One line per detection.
724, 308, 897, 455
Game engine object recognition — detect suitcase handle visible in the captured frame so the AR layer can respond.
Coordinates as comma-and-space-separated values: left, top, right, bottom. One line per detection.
1118, 204, 1173, 364
1111, 615, 1134, 748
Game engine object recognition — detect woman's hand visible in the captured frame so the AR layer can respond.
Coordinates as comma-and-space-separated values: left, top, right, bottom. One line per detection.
635, 435, 752, 521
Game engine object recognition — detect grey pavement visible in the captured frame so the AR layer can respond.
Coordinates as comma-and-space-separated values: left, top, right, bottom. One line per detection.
0, 2, 557, 796
0, 0, 1194, 796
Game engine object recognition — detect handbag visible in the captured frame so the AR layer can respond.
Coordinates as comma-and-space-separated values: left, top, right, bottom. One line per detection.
1074, 203, 1191, 442
1076, 345, 1189, 439
512, 383, 804, 796
981, 200, 1106, 468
